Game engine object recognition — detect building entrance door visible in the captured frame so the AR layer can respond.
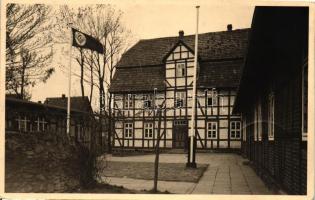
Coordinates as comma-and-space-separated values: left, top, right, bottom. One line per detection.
173, 120, 188, 149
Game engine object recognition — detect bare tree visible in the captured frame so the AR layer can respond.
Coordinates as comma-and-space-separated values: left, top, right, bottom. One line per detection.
6, 4, 54, 99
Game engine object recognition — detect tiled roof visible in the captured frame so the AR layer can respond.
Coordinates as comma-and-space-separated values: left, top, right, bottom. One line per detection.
44, 96, 92, 113
117, 29, 250, 68
198, 59, 243, 88
110, 29, 250, 93
109, 66, 165, 92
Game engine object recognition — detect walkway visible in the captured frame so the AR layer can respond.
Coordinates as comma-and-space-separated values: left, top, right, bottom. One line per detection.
100, 153, 275, 194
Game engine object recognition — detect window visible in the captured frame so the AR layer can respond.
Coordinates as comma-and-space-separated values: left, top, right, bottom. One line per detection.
124, 94, 133, 109
242, 118, 247, 141
16, 116, 29, 132
34, 117, 47, 132
124, 123, 133, 138
175, 91, 186, 108
268, 92, 275, 140
302, 61, 308, 140
230, 121, 241, 139
176, 63, 186, 77
254, 100, 262, 141
143, 94, 152, 108
144, 123, 153, 138
207, 90, 217, 107
207, 122, 217, 139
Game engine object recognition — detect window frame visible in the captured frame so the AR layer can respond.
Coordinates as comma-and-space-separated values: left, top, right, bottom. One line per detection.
175, 63, 186, 77
230, 121, 241, 139
207, 121, 218, 139
143, 94, 152, 109
268, 92, 275, 140
175, 91, 186, 108
302, 60, 308, 141
124, 122, 133, 138
124, 94, 133, 110
144, 122, 154, 138
207, 90, 218, 107
242, 118, 247, 141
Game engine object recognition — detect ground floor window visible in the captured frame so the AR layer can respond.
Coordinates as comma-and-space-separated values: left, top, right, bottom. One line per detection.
144, 122, 153, 138
230, 121, 241, 139
16, 116, 29, 132
254, 100, 262, 141
124, 122, 133, 138
34, 117, 48, 132
302, 60, 308, 141
207, 121, 217, 139
268, 92, 275, 140
242, 118, 246, 141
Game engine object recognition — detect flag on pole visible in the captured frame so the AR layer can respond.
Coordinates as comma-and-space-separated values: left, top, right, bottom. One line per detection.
72, 28, 104, 54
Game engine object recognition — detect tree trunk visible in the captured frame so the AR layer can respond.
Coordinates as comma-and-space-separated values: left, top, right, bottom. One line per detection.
20, 65, 26, 99
153, 108, 162, 192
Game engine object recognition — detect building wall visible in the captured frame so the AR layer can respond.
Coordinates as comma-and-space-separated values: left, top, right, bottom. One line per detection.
112, 43, 242, 150
240, 62, 307, 194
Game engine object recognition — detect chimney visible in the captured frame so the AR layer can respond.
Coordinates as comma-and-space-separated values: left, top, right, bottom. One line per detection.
227, 24, 233, 31
62, 94, 66, 98
178, 30, 184, 40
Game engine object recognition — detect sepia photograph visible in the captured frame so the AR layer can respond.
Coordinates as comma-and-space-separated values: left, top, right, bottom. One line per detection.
1, 0, 314, 198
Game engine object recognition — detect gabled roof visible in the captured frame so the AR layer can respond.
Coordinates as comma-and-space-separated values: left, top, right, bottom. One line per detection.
110, 28, 250, 93
44, 96, 93, 113
117, 29, 250, 68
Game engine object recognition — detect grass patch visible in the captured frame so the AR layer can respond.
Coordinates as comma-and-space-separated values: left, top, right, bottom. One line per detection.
100, 161, 208, 183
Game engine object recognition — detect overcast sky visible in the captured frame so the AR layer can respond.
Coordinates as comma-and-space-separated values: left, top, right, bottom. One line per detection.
30, 0, 255, 109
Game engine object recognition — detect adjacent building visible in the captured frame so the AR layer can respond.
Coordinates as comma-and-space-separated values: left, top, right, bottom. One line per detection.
5, 94, 95, 147
109, 26, 249, 150
233, 7, 308, 194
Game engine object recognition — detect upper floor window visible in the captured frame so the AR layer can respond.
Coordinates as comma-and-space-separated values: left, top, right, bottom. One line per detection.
176, 63, 186, 77
268, 92, 275, 140
207, 89, 217, 107
144, 122, 153, 138
207, 122, 217, 139
124, 94, 133, 109
143, 94, 152, 109
124, 123, 133, 138
230, 121, 241, 139
175, 91, 186, 108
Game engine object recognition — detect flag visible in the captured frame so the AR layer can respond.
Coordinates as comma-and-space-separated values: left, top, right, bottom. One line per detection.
72, 28, 104, 54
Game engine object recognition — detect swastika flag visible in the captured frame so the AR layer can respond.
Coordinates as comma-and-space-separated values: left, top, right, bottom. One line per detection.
72, 28, 104, 54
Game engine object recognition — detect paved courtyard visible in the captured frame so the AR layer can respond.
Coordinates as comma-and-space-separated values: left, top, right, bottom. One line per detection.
99, 153, 276, 194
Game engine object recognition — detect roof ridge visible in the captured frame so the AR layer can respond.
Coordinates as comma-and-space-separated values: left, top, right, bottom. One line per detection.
139, 28, 250, 41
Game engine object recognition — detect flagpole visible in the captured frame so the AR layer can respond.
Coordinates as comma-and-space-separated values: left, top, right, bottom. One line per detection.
187, 5, 199, 168
67, 22, 73, 140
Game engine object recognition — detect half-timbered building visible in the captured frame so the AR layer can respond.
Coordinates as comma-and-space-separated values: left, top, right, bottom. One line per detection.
109, 26, 249, 150
233, 7, 308, 194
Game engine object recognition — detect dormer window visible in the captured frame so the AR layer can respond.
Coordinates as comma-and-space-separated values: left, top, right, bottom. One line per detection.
207, 90, 218, 107
176, 63, 186, 77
